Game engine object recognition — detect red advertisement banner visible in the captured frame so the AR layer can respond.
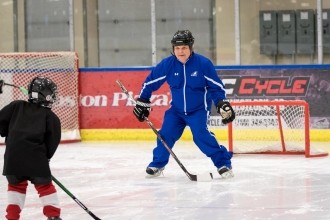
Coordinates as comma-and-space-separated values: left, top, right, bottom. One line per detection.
79, 70, 169, 129
80, 67, 330, 129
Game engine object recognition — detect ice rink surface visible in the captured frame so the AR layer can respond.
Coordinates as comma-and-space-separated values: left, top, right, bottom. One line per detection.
1, 141, 330, 220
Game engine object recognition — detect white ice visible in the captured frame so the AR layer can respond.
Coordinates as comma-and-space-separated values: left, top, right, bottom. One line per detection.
1, 141, 330, 220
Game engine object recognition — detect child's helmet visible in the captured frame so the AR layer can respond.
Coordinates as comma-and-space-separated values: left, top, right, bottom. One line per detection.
28, 76, 58, 108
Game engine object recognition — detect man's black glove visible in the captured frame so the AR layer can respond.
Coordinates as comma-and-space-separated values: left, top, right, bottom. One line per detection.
133, 98, 151, 122
0, 80, 3, 94
216, 100, 235, 124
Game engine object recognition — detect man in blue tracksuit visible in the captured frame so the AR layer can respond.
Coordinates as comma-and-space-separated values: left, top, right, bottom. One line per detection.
133, 30, 235, 178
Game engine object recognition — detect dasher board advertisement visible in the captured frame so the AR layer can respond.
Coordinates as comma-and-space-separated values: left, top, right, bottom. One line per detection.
79, 66, 330, 129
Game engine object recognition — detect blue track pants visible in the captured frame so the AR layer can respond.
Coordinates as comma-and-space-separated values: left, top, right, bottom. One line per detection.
147, 107, 232, 169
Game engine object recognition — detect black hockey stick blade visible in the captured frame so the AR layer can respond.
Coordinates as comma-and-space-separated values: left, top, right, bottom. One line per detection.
116, 79, 213, 182
51, 175, 102, 220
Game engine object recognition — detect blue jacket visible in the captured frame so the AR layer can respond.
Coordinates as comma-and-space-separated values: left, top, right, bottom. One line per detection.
139, 52, 227, 114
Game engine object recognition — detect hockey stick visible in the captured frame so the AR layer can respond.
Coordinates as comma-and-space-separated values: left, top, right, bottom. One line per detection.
116, 79, 213, 182
1, 81, 29, 95
51, 175, 102, 220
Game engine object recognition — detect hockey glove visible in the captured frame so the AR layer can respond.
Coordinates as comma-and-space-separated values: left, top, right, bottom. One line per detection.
133, 98, 151, 122
216, 100, 235, 124
0, 80, 3, 94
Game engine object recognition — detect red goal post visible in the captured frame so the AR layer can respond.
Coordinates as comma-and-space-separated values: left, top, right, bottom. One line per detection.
228, 100, 328, 158
0, 52, 81, 143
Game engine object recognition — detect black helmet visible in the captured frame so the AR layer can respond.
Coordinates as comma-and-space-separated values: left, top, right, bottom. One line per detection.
28, 76, 58, 108
171, 30, 194, 47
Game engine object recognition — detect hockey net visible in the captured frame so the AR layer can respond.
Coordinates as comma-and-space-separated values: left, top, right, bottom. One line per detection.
228, 100, 328, 157
0, 52, 81, 143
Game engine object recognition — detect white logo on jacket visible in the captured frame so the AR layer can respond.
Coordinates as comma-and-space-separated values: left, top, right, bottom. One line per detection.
174, 72, 179, 76
191, 71, 198, 77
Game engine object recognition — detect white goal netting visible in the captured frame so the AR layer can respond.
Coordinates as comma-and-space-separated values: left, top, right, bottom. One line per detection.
0, 52, 80, 143
228, 100, 327, 157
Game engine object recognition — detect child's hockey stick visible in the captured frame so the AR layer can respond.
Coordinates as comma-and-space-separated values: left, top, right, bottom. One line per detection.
0, 80, 29, 95
51, 175, 102, 220
116, 79, 213, 182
